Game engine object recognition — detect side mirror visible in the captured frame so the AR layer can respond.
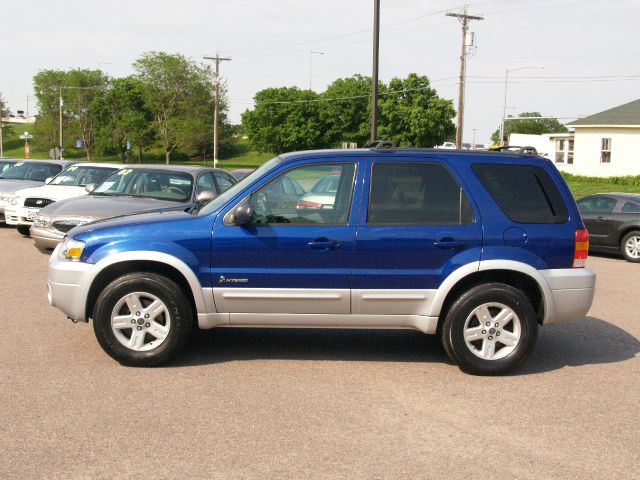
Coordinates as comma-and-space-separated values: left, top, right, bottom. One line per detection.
196, 191, 216, 203
44, 177, 52, 184
234, 204, 254, 226
85, 183, 96, 193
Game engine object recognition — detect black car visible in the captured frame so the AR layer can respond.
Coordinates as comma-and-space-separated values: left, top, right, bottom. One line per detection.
577, 193, 640, 262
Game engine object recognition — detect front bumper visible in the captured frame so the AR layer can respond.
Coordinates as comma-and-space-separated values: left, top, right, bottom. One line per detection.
4, 205, 40, 226
31, 225, 65, 250
537, 267, 596, 325
48, 245, 95, 322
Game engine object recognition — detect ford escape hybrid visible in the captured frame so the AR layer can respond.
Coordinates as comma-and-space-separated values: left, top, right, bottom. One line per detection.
47, 148, 595, 375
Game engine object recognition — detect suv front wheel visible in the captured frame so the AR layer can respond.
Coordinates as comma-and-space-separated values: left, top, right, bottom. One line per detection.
442, 283, 538, 375
92, 272, 193, 367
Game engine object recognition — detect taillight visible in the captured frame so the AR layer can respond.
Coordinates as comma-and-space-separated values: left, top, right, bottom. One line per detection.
297, 200, 323, 209
573, 228, 589, 267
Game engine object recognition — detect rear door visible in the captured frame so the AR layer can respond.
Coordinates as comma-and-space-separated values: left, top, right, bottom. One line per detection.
352, 158, 482, 316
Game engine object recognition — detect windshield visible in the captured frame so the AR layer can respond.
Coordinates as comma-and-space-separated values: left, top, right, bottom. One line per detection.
50, 165, 119, 186
196, 156, 282, 216
0, 162, 63, 181
92, 168, 194, 202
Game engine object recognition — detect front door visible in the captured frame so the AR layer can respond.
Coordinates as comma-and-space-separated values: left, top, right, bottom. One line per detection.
211, 160, 360, 318
352, 159, 482, 316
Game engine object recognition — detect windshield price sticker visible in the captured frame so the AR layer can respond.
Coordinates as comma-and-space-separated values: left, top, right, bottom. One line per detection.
66, 166, 78, 171
117, 169, 133, 176
15, 162, 24, 167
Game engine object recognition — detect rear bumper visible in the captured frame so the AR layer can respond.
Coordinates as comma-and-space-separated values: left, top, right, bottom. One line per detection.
536, 267, 596, 325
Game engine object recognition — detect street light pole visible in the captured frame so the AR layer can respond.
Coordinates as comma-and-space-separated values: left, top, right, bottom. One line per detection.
309, 51, 324, 90
500, 65, 543, 145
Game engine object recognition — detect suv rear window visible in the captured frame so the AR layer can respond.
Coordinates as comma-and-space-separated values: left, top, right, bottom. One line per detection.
473, 164, 568, 224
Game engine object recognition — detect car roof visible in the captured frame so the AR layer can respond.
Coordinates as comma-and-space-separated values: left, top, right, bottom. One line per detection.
62, 162, 126, 169
113, 164, 228, 173
276, 147, 552, 168
580, 192, 640, 201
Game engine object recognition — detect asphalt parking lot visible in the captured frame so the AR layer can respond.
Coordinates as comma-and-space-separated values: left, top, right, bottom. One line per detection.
0, 225, 638, 479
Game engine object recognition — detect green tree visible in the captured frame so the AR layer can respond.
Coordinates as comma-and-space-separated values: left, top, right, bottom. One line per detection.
378, 73, 455, 147
92, 76, 153, 162
491, 111, 568, 144
320, 74, 372, 147
242, 87, 327, 154
134, 52, 226, 164
32, 69, 109, 160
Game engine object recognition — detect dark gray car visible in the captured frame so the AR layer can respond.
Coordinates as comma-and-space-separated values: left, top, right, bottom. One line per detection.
31, 165, 236, 251
577, 192, 640, 262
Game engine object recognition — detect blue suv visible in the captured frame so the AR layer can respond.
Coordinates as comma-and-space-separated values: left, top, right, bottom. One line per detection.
47, 148, 596, 374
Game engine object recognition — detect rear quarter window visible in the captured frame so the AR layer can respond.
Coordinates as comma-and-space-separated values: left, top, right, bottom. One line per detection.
473, 163, 568, 224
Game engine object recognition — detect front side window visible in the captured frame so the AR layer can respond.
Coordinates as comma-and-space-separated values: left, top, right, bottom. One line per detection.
247, 163, 356, 226
473, 164, 569, 224
93, 169, 193, 202
622, 201, 640, 213
601, 138, 611, 163
50, 166, 117, 186
196, 173, 217, 195
367, 162, 474, 226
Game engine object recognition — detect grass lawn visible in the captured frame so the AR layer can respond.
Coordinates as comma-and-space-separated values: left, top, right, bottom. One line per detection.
564, 180, 640, 199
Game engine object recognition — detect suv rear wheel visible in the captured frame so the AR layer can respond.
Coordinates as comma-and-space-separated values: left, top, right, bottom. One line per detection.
442, 283, 538, 375
92, 272, 193, 367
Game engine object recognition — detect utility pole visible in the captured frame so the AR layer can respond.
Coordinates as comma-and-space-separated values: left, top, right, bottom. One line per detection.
446, 7, 483, 149
370, 0, 380, 142
0, 95, 4, 158
204, 52, 231, 168
59, 86, 64, 159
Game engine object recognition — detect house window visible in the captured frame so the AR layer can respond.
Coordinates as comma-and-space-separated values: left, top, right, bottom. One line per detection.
555, 139, 565, 164
601, 138, 611, 163
567, 139, 574, 164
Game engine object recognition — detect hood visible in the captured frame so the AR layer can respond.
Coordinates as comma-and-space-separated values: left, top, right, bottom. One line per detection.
14, 185, 87, 202
71, 208, 195, 236
39, 194, 191, 221
0, 179, 45, 193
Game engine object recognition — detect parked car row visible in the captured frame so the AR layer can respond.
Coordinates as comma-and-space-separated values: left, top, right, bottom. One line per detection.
0, 160, 239, 252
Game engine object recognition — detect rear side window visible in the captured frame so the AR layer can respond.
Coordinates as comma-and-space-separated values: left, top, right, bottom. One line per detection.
473, 164, 568, 224
367, 162, 474, 226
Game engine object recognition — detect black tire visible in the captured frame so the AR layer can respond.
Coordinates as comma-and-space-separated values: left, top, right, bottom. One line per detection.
92, 272, 194, 367
620, 230, 640, 263
441, 283, 538, 375
17, 225, 31, 236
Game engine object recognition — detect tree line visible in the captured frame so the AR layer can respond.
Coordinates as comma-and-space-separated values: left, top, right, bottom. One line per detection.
32, 52, 234, 163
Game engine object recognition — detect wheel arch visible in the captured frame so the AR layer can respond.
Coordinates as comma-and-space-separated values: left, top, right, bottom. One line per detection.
431, 262, 547, 327
618, 225, 640, 246
85, 254, 208, 322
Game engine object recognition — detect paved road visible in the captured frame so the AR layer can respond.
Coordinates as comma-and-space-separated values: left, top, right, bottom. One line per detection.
0, 225, 638, 479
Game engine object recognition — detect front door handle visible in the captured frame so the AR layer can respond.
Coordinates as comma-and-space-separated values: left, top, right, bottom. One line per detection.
434, 238, 466, 249
308, 238, 340, 250
596, 216, 606, 222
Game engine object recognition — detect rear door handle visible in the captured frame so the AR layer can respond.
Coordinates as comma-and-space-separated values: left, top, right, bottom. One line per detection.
308, 239, 340, 250
434, 239, 466, 249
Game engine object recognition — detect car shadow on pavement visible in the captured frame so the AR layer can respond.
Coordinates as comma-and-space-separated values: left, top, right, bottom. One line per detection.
517, 316, 640, 375
171, 316, 639, 373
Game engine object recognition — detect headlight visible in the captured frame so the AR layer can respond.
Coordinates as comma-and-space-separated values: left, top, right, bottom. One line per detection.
58, 237, 86, 262
9, 196, 21, 206
33, 215, 52, 227
0, 192, 15, 202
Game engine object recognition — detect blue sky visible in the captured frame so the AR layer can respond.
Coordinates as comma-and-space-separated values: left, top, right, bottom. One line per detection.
2, 0, 640, 143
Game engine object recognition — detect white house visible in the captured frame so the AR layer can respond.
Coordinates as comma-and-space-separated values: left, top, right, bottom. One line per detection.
564, 99, 640, 177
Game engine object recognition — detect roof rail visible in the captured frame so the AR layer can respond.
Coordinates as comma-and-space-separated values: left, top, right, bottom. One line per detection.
364, 140, 395, 149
